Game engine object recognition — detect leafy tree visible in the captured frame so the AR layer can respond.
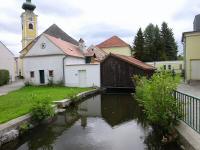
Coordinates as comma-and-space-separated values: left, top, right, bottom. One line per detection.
161, 22, 178, 60
133, 28, 145, 61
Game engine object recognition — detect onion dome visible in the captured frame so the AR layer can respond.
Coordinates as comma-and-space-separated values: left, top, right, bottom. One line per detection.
22, 0, 36, 11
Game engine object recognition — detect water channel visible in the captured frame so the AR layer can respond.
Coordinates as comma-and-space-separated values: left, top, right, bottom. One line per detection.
1, 93, 181, 150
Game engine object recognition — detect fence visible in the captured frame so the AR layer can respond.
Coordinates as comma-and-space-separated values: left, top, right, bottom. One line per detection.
174, 90, 200, 133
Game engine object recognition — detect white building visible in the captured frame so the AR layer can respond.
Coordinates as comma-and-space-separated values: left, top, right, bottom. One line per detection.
23, 25, 100, 87
146, 60, 184, 74
0, 41, 17, 82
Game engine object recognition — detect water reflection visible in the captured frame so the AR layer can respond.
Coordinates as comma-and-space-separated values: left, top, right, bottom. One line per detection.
1, 93, 180, 150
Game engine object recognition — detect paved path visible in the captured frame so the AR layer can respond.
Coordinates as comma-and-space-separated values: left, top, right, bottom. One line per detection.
177, 83, 200, 99
0, 80, 24, 96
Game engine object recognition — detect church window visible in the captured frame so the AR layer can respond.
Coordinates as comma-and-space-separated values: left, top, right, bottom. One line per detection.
29, 23, 33, 29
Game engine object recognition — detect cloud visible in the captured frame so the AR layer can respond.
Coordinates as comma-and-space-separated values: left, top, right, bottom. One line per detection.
36, 0, 82, 17
76, 23, 135, 45
173, 0, 200, 21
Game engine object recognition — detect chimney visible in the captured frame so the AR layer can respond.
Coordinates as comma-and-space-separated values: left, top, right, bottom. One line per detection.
193, 14, 200, 31
79, 38, 86, 52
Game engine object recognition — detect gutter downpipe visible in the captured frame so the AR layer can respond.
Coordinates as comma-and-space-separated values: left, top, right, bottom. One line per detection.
63, 56, 68, 85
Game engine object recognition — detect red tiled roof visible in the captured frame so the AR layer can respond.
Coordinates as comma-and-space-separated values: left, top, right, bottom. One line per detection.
96, 36, 129, 48
105, 53, 155, 70
45, 34, 84, 58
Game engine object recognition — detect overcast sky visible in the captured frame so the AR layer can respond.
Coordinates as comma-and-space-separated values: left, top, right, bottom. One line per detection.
0, 0, 199, 56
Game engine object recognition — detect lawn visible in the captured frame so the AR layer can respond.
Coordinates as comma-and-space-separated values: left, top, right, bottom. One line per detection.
0, 86, 91, 124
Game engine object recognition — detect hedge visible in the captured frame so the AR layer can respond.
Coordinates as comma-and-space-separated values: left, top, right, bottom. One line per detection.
0, 70, 9, 86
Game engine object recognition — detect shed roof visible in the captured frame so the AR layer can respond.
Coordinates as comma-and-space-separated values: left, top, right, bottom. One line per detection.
96, 36, 129, 48
102, 53, 155, 70
44, 34, 84, 58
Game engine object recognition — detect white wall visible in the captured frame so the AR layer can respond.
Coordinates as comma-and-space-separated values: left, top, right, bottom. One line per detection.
65, 64, 100, 87
64, 56, 85, 65
0, 42, 16, 81
24, 55, 65, 85
26, 35, 64, 56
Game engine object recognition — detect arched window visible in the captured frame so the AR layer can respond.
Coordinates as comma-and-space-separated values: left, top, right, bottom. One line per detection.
29, 23, 33, 30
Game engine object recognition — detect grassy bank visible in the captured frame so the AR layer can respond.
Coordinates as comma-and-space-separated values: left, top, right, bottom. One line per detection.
0, 86, 91, 124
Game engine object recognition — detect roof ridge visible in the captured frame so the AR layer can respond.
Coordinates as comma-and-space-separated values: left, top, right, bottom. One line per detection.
97, 35, 129, 48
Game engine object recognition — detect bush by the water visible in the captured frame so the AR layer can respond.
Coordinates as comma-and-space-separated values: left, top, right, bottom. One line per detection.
134, 70, 181, 133
31, 99, 55, 123
0, 70, 9, 86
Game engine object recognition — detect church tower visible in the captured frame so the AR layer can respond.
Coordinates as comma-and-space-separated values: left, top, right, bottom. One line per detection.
21, 0, 37, 49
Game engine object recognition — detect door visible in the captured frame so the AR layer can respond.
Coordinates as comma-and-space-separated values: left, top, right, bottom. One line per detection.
39, 70, 45, 84
191, 60, 200, 80
78, 70, 86, 87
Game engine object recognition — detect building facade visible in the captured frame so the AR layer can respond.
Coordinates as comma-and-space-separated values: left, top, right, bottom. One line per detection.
23, 33, 85, 85
0, 42, 17, 82
182, 14, 200, 83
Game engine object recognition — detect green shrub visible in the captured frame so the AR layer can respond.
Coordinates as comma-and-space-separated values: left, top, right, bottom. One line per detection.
31, 99, 55, 123
0, 69, 9, 86
134, 70, 181, 133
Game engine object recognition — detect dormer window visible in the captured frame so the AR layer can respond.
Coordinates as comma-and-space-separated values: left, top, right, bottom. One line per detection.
29, 23, 33, 30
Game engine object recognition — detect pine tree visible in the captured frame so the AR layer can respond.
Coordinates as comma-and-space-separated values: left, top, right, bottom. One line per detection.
143, 23, 156, 62
161, 22, 178, 60
154, 25, 165, 61
133, 28, 145, 61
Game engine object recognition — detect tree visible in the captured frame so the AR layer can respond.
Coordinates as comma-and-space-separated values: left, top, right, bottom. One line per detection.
161, 22, 178, 60
143, 23, 156, 62
133, 28, 145, 61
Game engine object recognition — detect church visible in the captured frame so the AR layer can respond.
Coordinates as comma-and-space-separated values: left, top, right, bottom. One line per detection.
20, 0, 100, 87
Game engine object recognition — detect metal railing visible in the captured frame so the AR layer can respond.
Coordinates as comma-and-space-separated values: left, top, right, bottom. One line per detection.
174, 90, 200, 134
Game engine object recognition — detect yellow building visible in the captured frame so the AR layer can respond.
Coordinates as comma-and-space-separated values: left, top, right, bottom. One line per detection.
19, 0, 37, 76
182, 31, 200, 82
96, 36, 132, 56
182, 14, 200, 83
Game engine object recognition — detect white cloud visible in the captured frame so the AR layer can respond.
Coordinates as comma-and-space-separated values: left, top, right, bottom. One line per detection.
0, 0, 199, 56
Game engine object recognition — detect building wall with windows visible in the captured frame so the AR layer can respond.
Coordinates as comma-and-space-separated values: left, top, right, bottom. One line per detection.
146, 60, 184, 73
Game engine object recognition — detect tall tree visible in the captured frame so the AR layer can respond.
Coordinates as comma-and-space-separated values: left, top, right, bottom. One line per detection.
154, 25, 165, 61
160, 22, 178, 60
133, 28, 145, 61
143, 23, 156, 62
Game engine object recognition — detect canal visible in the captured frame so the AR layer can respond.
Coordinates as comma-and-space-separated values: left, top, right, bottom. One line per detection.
1, 93, 181, 150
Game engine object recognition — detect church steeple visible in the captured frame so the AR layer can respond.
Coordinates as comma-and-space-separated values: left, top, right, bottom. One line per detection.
22, 0, 36, 11
21, 0, 37, 49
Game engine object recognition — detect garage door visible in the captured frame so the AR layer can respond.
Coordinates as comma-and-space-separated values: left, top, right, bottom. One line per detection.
191, 60, 200, 80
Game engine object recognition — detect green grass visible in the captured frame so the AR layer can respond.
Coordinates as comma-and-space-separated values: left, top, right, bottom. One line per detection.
0, 86, 91, 124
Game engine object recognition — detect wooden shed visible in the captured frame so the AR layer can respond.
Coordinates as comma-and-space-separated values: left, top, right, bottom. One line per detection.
100, 53, 155, 89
